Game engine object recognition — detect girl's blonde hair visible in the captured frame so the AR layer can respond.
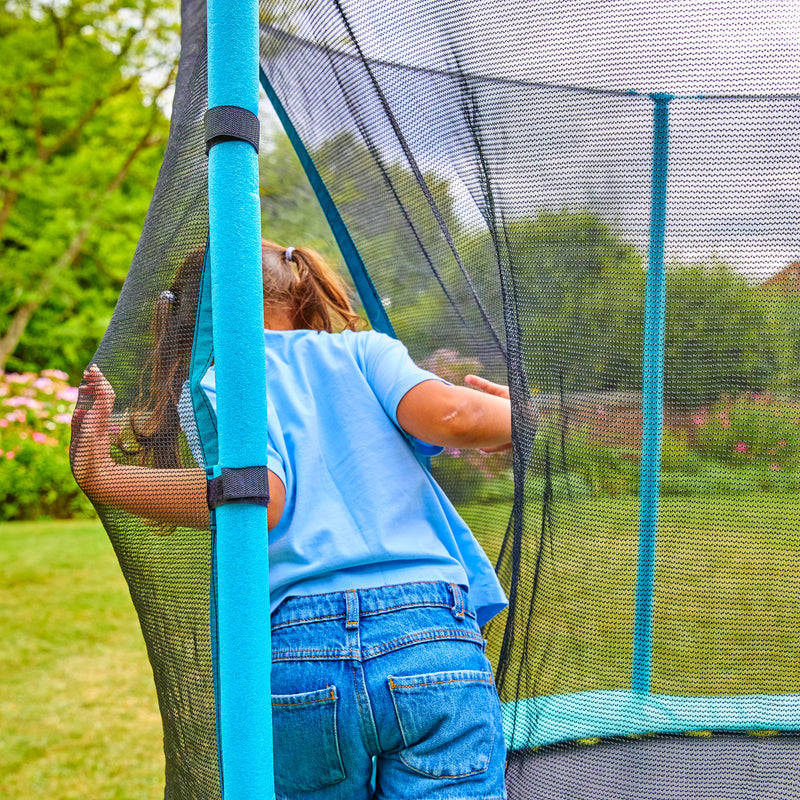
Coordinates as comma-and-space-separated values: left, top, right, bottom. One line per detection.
260, 240, 361, 332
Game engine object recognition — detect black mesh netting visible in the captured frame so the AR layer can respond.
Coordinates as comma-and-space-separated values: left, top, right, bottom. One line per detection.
73, 0, 800, 797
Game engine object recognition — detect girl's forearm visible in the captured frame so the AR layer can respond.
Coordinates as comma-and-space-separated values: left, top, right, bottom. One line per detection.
85, 466, 210, 529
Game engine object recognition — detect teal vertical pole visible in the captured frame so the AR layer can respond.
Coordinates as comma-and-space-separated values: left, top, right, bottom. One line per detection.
632, 94, 672, 694
207, 0, 274, 797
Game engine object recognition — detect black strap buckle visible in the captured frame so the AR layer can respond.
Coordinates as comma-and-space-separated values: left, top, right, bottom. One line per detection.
204, 105, 260, 155
207, 466, 269, 509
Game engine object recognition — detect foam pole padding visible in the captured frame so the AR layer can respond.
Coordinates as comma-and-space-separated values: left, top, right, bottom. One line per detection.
207, 0, 274, 796
633, 94, 672, 695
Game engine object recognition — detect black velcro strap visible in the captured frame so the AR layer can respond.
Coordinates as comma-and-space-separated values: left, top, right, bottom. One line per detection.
204, 105, 260, 154
207, 466, 270, 509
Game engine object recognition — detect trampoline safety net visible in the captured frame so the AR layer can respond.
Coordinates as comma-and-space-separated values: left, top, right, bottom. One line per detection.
72, 0, 800, 797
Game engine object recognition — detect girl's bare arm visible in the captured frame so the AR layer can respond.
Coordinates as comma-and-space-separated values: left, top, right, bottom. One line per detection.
73, 366, 285, 529
396, 374, 512, 451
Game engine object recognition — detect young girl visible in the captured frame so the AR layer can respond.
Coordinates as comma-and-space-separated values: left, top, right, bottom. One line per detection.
72, 240, 513, 800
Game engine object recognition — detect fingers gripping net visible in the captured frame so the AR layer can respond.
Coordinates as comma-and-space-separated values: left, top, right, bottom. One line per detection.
72, 0, 800, 798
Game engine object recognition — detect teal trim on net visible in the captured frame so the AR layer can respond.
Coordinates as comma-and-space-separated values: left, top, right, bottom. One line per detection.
258, 67, 395, 337
633, 94, 672, 695
501, 691, 800, 751
207, 0, 274, 797
189, 242, 218, 468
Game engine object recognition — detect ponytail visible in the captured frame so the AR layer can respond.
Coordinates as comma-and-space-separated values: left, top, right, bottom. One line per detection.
290, 247, 362, 332
261, 240, 363, 332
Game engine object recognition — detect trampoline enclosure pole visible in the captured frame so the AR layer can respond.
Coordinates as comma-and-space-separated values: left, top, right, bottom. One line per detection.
633, 94, 672, 694
207, 0, 275, 796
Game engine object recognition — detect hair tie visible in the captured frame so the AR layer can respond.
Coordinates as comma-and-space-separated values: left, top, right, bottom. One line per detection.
284, 247, 295, 262
160, 290, 175, 304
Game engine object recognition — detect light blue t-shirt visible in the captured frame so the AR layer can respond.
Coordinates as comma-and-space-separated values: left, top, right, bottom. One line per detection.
183, 328, 506, 625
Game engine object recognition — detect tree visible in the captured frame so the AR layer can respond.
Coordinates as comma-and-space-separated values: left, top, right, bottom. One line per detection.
261, 127, 469, 356
259, 131, 342, 263
500, 209, 645, 394
311, 131, 474, 358
0, 0, 178, 378
665, 261, 777, 407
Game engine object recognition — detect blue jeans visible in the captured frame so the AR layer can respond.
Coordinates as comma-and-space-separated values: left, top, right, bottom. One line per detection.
270, 581, 507, 800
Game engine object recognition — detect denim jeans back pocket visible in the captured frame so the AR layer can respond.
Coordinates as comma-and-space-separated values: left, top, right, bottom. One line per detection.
388, 670, 498, 779
272, 685, 346, 794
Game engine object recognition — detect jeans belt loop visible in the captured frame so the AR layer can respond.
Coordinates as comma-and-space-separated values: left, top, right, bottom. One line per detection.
345, 589, 360, 629
449, 583, 466, 621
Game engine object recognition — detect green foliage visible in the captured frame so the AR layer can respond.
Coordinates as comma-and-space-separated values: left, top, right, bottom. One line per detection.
0, 0, 177, 381
660, 429, 695, 471
0, 369, 92, 520
433, 452, 490, 505
260, 131, 342, 262
312, 131, 461, 356
665, 261, 776, 407
660, 461, 800, 496
500, 209, 646, 394
761, 286, 800, 392
531, 419, 639, 498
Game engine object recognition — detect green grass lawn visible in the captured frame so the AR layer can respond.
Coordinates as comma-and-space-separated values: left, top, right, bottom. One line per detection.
1, 518, 163, 800
4, 495, 800, 796
463, 494, 800, 700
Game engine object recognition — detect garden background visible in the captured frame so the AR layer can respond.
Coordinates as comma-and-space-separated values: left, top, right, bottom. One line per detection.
4, 0, 800, 797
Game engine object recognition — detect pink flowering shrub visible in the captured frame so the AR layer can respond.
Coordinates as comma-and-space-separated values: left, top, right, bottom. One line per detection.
0, 370, 93, 520
694, 397, 800, 468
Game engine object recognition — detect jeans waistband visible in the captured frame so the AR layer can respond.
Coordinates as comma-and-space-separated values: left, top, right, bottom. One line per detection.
271, 581, 474, 629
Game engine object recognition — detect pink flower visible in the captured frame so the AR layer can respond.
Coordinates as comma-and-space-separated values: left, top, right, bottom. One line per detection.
19, 431, 28, 439
735, 441, 748, 453
0, 449, 4, 457
33, 377, 55, 393
693, 415, 706, 426
596, 406, 606, 415
771, 462, 781, 471
56, 387, 79, 403
0, 419, 7, 428
54, 413, 73, 425
42, 369, 69, 380
5, 451, 15, 460
32, 432, 47, 444
450, 449, 462, 457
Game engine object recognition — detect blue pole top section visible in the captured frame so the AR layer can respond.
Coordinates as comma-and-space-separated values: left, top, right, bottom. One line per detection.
207, 0, 259, 113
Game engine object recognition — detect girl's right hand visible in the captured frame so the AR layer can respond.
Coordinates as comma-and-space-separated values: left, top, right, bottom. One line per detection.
71, 365, 116, 490
464, 374, 510, 400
